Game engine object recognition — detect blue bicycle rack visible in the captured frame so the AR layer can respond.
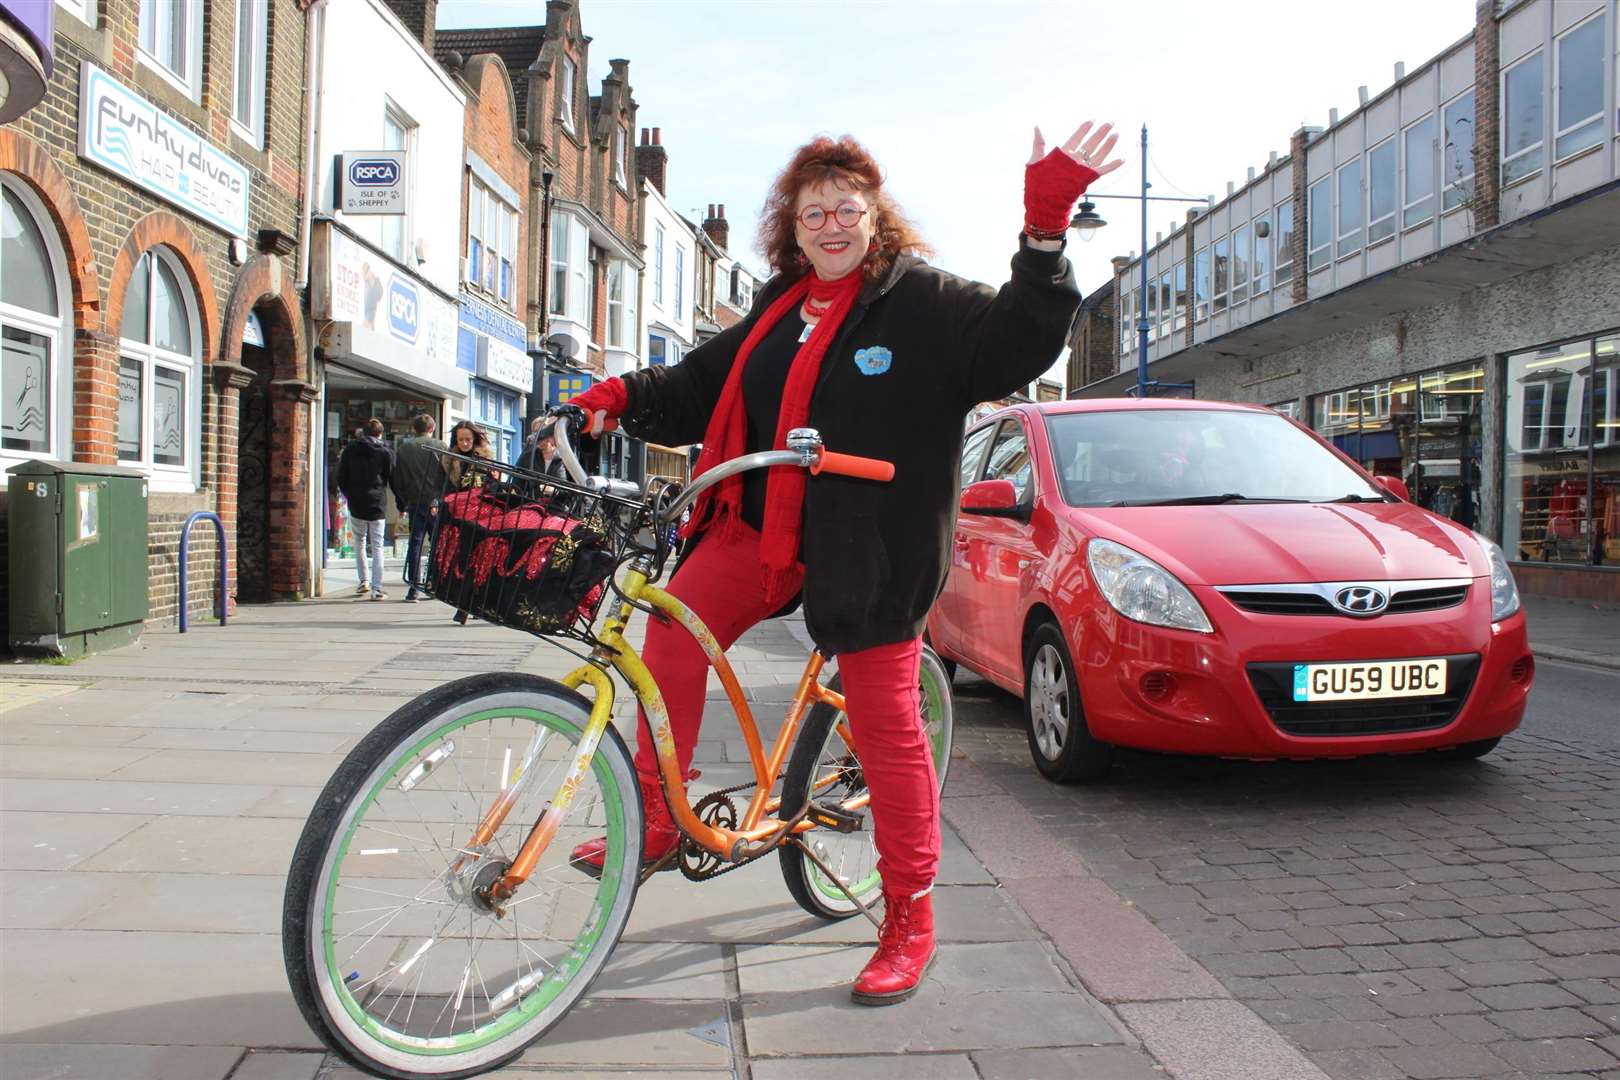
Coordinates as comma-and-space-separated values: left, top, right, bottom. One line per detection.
178, 511, 228, 633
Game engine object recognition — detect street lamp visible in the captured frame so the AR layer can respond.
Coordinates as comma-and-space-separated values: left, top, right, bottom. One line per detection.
527, 168, 556, 430
1071, 124, 1208, 398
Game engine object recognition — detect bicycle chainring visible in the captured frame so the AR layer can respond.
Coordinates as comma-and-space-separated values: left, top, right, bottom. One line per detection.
677, 791, 740, 881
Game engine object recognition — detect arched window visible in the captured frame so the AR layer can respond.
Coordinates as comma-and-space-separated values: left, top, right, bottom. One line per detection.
118, 247, 200, 488
0, 176, 70, 462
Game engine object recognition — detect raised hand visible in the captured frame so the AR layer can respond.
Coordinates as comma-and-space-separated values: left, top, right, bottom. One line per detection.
1024, 119, 1124, 240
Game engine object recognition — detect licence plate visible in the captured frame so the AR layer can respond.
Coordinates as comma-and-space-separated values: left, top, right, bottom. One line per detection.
1292, 659, 1448, 702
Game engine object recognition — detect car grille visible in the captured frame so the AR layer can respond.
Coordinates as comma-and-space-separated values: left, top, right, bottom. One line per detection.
1246, 654, 1481, 737
1222, 583, 1470, 617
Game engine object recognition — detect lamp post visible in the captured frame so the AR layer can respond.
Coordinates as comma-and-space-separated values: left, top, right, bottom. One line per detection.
527, 168, 556, 428
1069, 124, 1208, 398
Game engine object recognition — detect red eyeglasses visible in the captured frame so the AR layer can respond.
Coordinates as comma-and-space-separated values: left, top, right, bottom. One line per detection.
797, 203, 868, 231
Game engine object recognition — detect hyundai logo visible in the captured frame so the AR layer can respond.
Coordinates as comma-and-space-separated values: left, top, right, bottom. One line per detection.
1332, 586, 1389, 616
348, 159, 400, 187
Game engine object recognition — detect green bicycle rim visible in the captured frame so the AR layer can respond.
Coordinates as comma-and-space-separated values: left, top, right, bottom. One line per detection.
319, 705, 627, 1057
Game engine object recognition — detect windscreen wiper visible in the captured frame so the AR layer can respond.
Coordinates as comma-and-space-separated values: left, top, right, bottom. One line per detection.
1110, 493, 1305, 507
1325, 493, 1387, 503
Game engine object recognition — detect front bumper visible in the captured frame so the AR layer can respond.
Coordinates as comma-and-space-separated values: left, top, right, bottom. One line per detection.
1074, 581, 1533, 759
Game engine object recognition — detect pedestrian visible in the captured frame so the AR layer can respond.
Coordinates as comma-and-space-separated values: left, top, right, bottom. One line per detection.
516, 418, 569, 479
560, 124, 1119, 1004
336, 417, 394, 601
445, 420, 496, 626
445, 421, 494, 491
390, 413, 448, 603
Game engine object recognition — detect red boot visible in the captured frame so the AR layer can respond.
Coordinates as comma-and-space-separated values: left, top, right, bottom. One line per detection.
851, 888, 937, 1005
569, 770, 694, 878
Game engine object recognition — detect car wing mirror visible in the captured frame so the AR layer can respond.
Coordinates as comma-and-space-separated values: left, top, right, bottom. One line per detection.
1374, 475, 1410, 501
960, 479, 1030, 521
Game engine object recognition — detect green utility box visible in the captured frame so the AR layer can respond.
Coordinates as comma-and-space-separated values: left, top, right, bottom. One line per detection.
7, 461, 149, 658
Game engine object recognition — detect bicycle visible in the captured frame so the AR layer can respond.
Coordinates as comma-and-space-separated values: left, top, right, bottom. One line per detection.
282, 421, 956, 1079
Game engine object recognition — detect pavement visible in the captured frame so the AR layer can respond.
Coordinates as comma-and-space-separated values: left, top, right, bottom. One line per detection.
0, 573, 1614, 1080
1519, 594, 1620, 671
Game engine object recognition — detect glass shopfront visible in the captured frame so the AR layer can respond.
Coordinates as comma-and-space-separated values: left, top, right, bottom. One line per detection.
1503, 332, 1618, 567
1310, 361, 1485, 529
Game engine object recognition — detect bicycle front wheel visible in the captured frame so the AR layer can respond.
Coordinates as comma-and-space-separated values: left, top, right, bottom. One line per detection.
778, 645, 955, 920
283, 673, 642, 1079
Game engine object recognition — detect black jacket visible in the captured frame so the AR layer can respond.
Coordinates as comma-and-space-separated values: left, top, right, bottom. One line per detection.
618, 240, 1081, 654
337, 436, 394, 522
515, 446, 568, 479
391, 435, 449, 508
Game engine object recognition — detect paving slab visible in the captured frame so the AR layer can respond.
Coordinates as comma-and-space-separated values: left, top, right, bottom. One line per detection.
751, 1053, 978, 1080
0, 778, 277, 817
1117, 998, 1333, 1080
0, 930, 320, 1048
513, 998, 732, 1067
68, 872, 285, 934
972, 1046, 1170, 1080
0, 870, 123, 929
0, 745, 158, 779
590, 941, 729, 999
0, 1043, 244, 1080
72, 815, 305, 876
0, 811, 151, 870
736, 940, 1077, 996
228, 1050, 325, 1080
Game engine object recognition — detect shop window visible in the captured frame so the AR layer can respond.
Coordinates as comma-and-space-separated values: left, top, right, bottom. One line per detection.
1231, 224, 1251, 304
1501, 50, 1544, 185
117, 248, 200, 489
1553, 13, 1605, 162
1402, 116, 1436, 228
1273, 200, 1294, 287
1, 180, 69, 461
1442, 91, 1475, 210
1504, 336, 1618, 566
1193, 246, 1211, 319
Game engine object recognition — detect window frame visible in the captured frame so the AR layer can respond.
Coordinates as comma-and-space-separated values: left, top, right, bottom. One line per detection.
1441, 89, 1477, 211
1231, 223, 1252, 304
115, 247, 202, 491
1401, 115, 1437, 229
1500, 48, 1545, 186
0, 178, 71, 466
1336, 158, 1364, 259
981, 418, 1034, 504
607, 259, 625, 348
1193, 246, 1211, 320
55, 0, 96, 25
1172, 262, 1189, 332
653, 224, 665, 306
1212, 236, 1230, 312
558, 54, 577, 132
1307, 177, 1331, 271
1251, 210, 1272, 297
1157, 269, 1172, 337
231, 0, 268, 146
1367, 136, 1397, 244
613, 127, 628, 188
465, 178, 517, 310
380, 103, 416, 265
1552, 11, 1606, 163
1273, 199, 1294, 286
137, 0, 203, 99
549, 211, 570, 318
674, 245, 685, 313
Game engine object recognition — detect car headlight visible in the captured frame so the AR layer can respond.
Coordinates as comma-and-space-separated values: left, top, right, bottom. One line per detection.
1475, 533, 1521, 622
1086, 538, 1213, 633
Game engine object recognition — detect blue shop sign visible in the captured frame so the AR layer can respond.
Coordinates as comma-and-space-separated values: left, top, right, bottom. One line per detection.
458, 291, 526, 375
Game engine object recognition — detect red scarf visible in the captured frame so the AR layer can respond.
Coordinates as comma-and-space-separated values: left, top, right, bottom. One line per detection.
686, 269, 864, 603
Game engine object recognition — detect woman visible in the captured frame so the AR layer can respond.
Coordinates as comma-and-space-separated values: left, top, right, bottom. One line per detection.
445, 420, 494, 490
563, 123, 1120, 1005
516, 418, 569, 479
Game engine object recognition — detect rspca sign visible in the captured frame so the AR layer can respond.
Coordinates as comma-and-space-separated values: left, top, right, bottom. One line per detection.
77, 63, 250, 237
388, 276, 419, 344
339, 151, 407, 214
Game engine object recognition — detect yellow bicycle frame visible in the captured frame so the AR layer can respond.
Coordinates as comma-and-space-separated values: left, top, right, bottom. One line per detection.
484, 562, 863, 900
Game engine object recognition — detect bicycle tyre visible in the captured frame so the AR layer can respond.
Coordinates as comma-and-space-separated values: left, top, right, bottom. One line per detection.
283, 672, 642, 1079
777, 646, 955, 920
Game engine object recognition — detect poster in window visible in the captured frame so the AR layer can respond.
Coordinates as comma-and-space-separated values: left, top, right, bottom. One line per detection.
327, 411, 341, 439
153, 367, 185, 466
117, 359, 142, 460
2, 327, 50, 453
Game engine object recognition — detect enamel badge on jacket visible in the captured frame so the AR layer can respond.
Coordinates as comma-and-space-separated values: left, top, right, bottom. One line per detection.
854, 346, 893, 375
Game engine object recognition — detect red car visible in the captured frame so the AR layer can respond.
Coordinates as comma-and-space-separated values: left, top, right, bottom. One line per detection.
927, 399, 1534, 783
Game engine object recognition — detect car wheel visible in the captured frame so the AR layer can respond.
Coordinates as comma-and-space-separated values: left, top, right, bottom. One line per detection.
1023, 622, 1114, 784
1433, 736, 1502, 762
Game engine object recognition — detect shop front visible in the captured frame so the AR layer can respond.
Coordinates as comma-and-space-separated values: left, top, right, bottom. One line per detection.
311, 220, 462, 571
458, 291, 530, 464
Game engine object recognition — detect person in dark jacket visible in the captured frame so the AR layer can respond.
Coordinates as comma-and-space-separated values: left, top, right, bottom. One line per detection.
390, 413, 448, 603
562, 124, 1118, 1005
515, 418, 568, 479
336, 418, 394, 600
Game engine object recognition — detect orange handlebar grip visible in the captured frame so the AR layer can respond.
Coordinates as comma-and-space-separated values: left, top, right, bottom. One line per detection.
811, 450, 895, 482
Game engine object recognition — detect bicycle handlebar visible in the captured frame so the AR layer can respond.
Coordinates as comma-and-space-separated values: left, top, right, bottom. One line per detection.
549, 416, 892, 527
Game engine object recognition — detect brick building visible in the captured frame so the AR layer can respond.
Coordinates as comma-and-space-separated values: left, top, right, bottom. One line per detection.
437, 0, 644, 480
1, 0, 311, 645
1076, 0, 1620, 602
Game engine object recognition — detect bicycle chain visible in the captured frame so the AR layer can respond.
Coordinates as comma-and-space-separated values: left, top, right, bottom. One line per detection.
675, 775, 798, 883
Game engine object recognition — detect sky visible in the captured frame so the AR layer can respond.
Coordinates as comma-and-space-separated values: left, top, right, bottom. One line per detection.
439, 0, 1472, 371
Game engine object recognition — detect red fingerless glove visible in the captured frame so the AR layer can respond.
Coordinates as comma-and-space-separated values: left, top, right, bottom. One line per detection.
569, 377, 627, 419
1024, 149, 1101, 240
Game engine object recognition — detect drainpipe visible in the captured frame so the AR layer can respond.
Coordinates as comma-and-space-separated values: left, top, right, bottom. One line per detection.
296, 0, 327, 290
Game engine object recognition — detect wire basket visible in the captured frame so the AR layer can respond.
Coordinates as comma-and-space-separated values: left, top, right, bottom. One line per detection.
422, 448, 646, 645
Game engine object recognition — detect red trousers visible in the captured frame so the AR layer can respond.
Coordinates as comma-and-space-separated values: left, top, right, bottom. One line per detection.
636, 526, 941, 896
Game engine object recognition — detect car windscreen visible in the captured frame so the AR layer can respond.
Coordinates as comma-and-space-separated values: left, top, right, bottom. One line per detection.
1044, 408, 1386, 508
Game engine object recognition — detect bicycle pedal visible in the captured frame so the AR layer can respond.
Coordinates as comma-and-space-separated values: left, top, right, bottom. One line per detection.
808, 801, 863, 833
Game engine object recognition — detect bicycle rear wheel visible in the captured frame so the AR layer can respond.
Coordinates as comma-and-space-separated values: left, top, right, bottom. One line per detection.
283, 673, 642, 1079
777, 646, 954, 920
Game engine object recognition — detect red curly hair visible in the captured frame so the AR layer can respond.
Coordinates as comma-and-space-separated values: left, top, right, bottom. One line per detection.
757, 135, 932, 283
